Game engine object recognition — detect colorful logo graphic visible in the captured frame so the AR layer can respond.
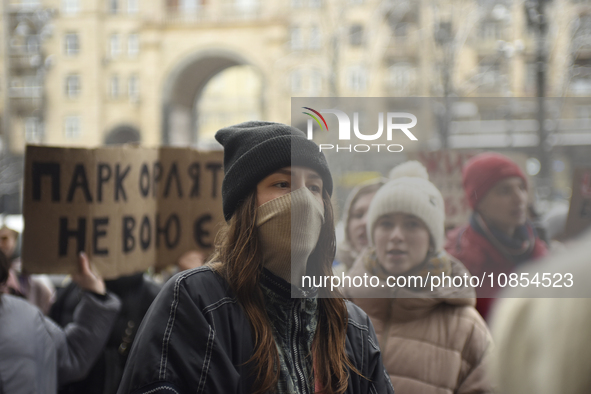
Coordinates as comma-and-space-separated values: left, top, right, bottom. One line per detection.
302, 106, 418, 153
302, 107, 328, 132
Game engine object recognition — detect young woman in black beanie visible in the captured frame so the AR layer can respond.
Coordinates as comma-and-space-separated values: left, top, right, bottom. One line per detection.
117, 122, 393, 394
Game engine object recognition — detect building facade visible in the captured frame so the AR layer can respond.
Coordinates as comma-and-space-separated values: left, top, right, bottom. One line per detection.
1, 0, 590, 154
0, 0, 590, 212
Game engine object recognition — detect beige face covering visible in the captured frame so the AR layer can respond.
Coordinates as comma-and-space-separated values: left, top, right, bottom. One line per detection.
256, 187, 325, 285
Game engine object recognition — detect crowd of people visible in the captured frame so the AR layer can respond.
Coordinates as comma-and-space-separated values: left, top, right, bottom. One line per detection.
0, 120, 589, 394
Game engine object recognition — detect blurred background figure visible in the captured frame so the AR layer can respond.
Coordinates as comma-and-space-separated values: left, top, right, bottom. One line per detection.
0, 250, 121, 394
49, 271, 161, 394
343, 161, 492, 394
151, 250, 208, 285
539, 199, 570, 247
445, 153, 549, 320
489, 229, 591, 394
334, 179, 385, 275
176, 250, 207, 272
0, 224, 54, 314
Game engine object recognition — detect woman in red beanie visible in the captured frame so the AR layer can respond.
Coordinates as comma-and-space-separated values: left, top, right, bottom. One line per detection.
445, 152, 548, 320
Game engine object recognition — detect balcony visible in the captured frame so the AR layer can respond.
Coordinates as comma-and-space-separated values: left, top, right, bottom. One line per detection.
7, 1, 43, 12
9, 53, 42, 70
9, 86, 42, 99
9, 76, 42, 99
163, 1, 274, 24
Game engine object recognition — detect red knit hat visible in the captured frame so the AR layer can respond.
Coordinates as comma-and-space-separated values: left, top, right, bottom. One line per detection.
462, 152, 527, 209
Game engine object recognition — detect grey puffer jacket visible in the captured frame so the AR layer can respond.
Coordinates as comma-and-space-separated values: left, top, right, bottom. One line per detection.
0, 292, 121, 394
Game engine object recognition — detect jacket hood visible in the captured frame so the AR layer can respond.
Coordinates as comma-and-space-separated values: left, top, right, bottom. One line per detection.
342, 249, 475, 322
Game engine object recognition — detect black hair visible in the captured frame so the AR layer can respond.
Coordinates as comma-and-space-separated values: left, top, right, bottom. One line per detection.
0, 249, 9, 287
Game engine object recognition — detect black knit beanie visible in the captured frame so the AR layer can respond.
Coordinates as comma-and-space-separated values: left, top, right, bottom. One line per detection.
215, 121, 333, 221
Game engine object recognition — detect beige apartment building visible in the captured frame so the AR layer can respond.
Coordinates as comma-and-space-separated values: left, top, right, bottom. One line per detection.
1, 0, 590, 155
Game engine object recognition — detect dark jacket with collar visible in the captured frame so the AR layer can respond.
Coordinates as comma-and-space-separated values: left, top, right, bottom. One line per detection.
117, 266, 394, 394
50, 273, 161, 394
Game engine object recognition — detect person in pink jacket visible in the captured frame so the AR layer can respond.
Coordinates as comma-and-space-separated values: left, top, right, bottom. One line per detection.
342, 161, 492, 394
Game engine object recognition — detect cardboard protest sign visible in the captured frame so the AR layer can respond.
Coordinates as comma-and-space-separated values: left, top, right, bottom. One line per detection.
22, 145, 224, 279
564, 168, 591, 239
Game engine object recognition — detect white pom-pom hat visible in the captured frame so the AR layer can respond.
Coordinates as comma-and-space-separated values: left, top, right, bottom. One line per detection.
388, 160, 429, 180
367, 161, 445, 252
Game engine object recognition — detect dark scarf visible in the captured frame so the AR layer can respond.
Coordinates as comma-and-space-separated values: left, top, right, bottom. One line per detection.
260, 269, 319, 394
470, 212, 536, 264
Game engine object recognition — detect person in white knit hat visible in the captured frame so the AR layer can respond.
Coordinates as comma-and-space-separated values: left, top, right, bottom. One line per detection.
342, 161, 493, 394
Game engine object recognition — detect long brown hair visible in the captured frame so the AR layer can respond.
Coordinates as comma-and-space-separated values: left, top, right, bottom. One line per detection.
0, 250, 9, 292
210, 188, 361, 394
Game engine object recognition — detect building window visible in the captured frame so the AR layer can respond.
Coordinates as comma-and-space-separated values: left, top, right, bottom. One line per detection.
110, 75, 120, 98
570, 59, 591, 95
109, 0, 119, 14
309, 70, 322, 95
235, 0, 258, 13
291, 71, 302, 93
62, 0, 79, 14
309, 0, 321, 7
290, 26, 303, 50
65, 74, 80, 98
26, 37, 39, 54
128, 74, 139, 101
180, 0, 200, 13
348, 66, 367, 92
349, 24, 364, 46
25, 117, 42, 142
476, 63, 504, 93
574, 77, 591, 97
110, 34, 121, 57
291, 0, 303, 7
480, 21, 501, 40
128, 34, 139, 57
479, 63, 502, 86
64, 33, 79, 55
388, 62, 416, 94
570, 78, 591, 96
128, 0, 139, 14
309, 25, 321, 49
21, 0, 41, 8
25, 77, 41, 97
64, 116, 81, 138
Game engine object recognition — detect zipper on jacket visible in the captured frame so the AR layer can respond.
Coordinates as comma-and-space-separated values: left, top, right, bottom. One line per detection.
378, 298, 395, 357
292, 298, 310, 394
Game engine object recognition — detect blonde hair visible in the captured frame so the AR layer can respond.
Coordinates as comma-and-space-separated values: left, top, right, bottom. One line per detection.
491, 297, 591, 394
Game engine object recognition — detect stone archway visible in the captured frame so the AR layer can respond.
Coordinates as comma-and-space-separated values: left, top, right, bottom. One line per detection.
104, 124, 141, 145
161, 49, 265, 147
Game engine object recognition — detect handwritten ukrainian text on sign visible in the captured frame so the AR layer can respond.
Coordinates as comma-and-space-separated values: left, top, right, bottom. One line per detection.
23, 145, 224, 278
